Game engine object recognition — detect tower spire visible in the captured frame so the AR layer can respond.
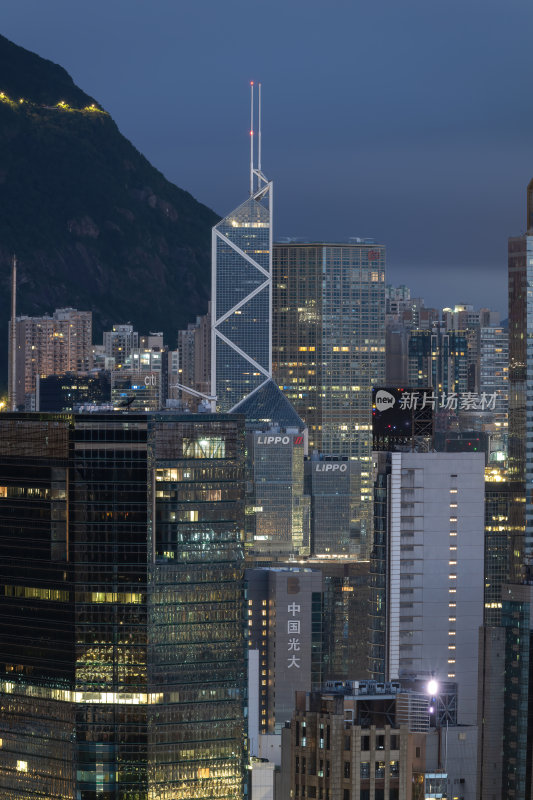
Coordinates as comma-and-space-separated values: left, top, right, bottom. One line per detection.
250, 81, 254, 196
258, 82, 262, 175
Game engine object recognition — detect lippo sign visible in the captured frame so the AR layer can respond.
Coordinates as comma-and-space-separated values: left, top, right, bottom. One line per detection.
375, 388, 497, 412
315, 463, 347, 472
257, 435, 290, 445
256, 434, 304, 446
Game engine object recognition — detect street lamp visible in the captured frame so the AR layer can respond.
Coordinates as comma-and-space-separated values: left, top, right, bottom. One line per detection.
427, 679, 438, 716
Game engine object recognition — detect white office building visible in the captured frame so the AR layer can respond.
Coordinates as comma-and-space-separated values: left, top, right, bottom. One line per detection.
386, 452, 485, 726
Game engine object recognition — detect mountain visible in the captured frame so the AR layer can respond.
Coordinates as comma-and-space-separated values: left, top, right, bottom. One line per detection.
0, 34, 219, 387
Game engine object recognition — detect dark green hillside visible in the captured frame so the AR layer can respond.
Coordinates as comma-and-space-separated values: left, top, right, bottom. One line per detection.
0, 34, 218, 386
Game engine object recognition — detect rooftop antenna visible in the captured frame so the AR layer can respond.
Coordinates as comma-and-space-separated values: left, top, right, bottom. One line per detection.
258, 82, 262, 175
250, 81, 254, 195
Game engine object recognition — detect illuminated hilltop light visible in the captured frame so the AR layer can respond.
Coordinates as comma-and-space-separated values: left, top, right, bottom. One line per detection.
0, 90, 107, 115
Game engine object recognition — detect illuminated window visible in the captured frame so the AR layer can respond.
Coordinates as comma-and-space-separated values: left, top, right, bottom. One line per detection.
189, 510, 198, 522
183, 437, 226, 459
16, 761, 28, 772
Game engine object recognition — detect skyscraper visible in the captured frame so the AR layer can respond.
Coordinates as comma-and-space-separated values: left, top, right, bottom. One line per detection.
508, 195, 533, 573
212, 83, 273, 412
407, 327, 468, 395
370, 451, 485, 726
273, 240, 386, 553
0, 412, 246, 800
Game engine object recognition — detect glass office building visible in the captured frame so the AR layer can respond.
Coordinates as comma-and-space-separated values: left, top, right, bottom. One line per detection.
0, 412, 246, 800
408, 328, 468, 394
212, 182, 273, 413
273, 241, 386, 555
508, 224, 533, 574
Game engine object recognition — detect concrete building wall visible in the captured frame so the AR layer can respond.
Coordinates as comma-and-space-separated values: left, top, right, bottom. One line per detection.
246, 568, 323, 734
388, 452, 485, 726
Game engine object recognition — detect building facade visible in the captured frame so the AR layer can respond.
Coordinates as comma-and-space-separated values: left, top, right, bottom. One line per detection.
245, 429, 310, 558
287, 681, 438, 800
212, 166, 273, 412
370, 452, 485, 726
479, 326, 508, 426
11, 308, 93, 409
304, 456, 360, 557
407, 328, 468, 396
177, 303, 211, 409
0, 412, 246, 800
508, 223, 533, 572
246, 568, 323, 738
273, 240, 386, 555
102, 324, 139, 369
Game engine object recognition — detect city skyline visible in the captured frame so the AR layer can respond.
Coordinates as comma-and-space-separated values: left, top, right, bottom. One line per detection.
1, 0, 531, 311
0, 7, 528, 797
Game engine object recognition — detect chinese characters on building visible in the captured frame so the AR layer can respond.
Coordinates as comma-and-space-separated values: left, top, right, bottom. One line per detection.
287, 602, 301, 669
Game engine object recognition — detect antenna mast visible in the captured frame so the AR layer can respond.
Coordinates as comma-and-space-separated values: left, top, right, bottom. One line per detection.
258, 83, 262, 174
250, 81, 254, 195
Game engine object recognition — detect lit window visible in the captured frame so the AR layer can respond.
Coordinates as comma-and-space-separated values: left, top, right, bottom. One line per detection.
183, 437, 226, 459
16, 761, 28, 772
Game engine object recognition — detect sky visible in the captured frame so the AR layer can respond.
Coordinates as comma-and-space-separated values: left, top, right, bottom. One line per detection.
2, 0, 533, 315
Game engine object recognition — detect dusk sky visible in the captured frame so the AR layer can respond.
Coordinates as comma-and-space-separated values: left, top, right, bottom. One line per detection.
3, 0, 532, 314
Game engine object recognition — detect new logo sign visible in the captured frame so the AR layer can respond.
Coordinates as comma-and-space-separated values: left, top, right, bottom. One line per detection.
375, 389, 396, 412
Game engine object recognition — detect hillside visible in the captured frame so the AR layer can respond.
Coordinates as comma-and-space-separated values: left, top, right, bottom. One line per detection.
0, 34, 218, 386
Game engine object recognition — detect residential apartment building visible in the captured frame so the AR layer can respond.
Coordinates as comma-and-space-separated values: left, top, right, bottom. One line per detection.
11, 308, 92, 408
